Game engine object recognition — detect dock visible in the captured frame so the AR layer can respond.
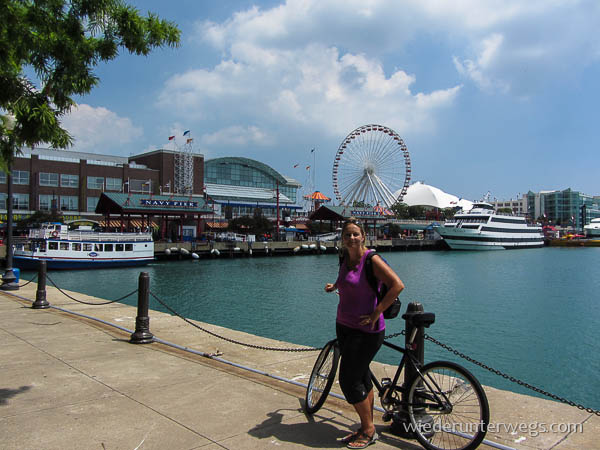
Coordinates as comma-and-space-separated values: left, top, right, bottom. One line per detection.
1, 282, 598, 449
155, 238, 444, 259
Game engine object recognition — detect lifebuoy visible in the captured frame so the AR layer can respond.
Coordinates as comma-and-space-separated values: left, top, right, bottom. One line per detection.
51, 230, 59, 238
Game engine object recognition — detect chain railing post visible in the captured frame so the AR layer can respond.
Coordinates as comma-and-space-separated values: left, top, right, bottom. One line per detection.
390, 301, 433, 437
32, 260, 50, 309
130, 272, 153, 344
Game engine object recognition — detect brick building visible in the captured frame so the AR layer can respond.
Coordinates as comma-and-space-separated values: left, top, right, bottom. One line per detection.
0, 147, 204, 224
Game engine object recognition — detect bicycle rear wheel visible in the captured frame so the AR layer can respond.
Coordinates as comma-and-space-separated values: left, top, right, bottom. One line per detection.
407, 361, 489, 450
304, 339, 340, 414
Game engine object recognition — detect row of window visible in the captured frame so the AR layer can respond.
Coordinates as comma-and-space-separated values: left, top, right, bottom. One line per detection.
0, 194, 99, 212
46, 242, 134, 252
0, 171, 151, 192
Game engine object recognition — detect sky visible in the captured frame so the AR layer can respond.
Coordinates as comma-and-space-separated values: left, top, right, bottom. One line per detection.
58, 0, 600, 203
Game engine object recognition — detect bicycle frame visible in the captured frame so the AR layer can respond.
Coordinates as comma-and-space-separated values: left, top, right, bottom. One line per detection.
371, 334, 452, 415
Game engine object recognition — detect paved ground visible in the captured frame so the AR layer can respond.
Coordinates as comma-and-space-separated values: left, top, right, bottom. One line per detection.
0, 281, 598, 450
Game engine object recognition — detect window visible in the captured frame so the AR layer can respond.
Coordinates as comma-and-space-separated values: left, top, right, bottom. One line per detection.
61, 174, 78, 188
60, 196, 78, 211
105, 177, 122, 191
116, 244, 124, 251
104, 244, 113, 252
125, 244, 133, 251
129, 179, 152, 193
60, 243, 69, 250
94, 244, 103, 252
83, 243, 93, 251
72, 243, 81, 251
13, 193, 29, 210
0, 171, 5, 184
39, 194, 57, 211
87, 197, 99, 212
13, 170, 29, 185
87, 176, 104, 190
48, 242, 58, 250
0, 193, 7, 210
39, 172, 59, 187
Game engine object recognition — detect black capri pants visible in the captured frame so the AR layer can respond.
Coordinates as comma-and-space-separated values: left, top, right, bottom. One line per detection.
336, 322, 385, 404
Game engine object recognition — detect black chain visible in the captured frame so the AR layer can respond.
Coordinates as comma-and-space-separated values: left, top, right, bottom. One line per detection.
46, 274, 138, 306
18, 272, 38, 288
149, 291, 320, 353
424, 333, 600, 416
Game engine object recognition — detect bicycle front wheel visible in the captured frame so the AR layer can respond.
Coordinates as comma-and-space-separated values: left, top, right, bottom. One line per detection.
407, 361, 489, 450
304, 339, 340, 414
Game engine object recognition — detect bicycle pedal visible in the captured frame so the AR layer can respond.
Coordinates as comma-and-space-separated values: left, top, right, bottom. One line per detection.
382, 412, 392, 422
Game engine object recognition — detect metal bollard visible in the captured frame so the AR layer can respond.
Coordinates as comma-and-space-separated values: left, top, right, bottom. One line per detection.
390, 301, 432, 437
32, 260, 50, 309
130, 272, 154, 344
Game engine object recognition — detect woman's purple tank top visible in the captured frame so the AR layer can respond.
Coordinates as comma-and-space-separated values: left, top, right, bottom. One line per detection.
335, 249, 384, 333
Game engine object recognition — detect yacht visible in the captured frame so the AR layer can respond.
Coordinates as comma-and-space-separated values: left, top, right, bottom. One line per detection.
584, 218, 600, 238
13, 223, 154, 269
434, 203, 543, 250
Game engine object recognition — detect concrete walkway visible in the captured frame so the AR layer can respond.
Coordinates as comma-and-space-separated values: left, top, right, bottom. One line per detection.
0, 282, 598, 450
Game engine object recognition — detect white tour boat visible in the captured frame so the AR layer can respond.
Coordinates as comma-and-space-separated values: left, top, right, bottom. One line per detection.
13, 223, 154, 270
434, 202, 544, 250
584, 218, 600, 238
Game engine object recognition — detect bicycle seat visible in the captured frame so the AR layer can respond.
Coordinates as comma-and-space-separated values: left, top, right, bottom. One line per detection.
401, 311, 436, 328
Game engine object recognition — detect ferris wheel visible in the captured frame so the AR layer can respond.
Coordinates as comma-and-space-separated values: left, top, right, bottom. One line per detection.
332, 124, 411, 208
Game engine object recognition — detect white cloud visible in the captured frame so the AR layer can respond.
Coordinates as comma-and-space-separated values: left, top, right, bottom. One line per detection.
193, 0, 600, 97
454, 34, 510, 93
202, 125, 274, 147
61, 104, 142, 153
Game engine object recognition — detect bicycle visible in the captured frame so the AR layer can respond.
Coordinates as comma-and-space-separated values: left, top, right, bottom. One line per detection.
304, 310, 490, 450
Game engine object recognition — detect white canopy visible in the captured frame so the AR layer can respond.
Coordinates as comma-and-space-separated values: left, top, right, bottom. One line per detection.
395, 182, 473, 210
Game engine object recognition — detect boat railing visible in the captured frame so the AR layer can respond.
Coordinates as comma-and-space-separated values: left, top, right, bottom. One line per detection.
27, 229, 152, 242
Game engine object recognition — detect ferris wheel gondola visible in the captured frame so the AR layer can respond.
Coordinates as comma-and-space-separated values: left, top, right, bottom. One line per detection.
332, 124, 411, 208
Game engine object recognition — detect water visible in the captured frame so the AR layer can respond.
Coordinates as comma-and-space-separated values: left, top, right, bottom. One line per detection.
34, 247, 600, 410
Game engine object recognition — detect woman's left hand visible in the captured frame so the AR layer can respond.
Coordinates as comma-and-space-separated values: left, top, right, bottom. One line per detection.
359, 312, 379, 330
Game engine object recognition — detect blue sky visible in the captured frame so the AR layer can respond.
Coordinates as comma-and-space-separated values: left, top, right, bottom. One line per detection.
61, 0, 600, 202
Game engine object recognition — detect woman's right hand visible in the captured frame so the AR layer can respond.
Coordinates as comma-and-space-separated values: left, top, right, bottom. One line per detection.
324, 283, 336, 292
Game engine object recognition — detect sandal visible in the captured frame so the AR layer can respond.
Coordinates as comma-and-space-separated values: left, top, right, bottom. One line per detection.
337, 430, 361, 443
346, 431, 378, 449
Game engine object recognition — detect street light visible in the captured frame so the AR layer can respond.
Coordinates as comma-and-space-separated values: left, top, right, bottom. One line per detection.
1, 114, 19, 290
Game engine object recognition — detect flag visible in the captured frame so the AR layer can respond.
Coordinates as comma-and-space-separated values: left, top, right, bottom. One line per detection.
183, 130, 190, 136
168, 135, 175, 140
186, 138, 193, 144
293, 163, 299, 168
306, 165, 311, 170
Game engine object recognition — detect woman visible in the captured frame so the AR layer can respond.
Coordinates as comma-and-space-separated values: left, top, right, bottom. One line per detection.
324, 219, 404, 449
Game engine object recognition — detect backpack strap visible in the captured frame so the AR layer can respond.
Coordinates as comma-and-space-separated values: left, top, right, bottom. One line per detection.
364, 250, 380, 299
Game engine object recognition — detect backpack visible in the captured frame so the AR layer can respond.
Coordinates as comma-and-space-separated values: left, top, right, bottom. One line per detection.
339, 250, 402, 319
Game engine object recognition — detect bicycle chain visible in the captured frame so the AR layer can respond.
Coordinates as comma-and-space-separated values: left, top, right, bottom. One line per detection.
423, 333, 600, 416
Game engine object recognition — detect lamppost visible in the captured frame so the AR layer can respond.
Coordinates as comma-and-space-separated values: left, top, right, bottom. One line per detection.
2, 163, 19, 290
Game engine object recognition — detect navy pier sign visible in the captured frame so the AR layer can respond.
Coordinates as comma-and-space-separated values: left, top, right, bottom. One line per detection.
141, 199, 198, 208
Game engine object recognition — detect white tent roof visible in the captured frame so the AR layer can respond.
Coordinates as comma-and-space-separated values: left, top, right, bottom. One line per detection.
395, 182, 473, 210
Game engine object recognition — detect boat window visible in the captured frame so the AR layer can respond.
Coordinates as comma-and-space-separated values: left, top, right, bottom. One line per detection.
60, 243, 69, 251
125, 244, 133, 251
83, 243, 93, 251
94, 244, 103, 252
116, 244, 124, 252
72, 243, 81, 251
104, 244, 113, 252
48, 242, 58, 250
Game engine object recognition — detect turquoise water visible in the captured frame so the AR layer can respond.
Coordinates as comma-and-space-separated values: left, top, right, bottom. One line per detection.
34, 247, 600, 410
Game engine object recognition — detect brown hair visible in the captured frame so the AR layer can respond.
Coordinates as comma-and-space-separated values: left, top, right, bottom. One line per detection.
340, 218, 366, 261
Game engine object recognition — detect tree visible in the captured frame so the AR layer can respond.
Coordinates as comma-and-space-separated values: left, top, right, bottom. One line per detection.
391, 202, 410, 219
16, 209, 63, 229
0, 0, 180, 169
